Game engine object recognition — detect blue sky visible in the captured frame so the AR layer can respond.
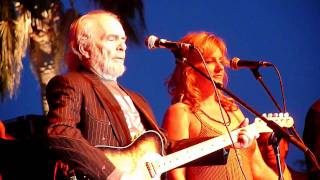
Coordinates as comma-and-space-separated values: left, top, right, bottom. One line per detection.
1, 0, 320, 172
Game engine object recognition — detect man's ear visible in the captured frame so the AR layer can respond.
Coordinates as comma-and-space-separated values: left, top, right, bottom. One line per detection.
79, 42, 90, 59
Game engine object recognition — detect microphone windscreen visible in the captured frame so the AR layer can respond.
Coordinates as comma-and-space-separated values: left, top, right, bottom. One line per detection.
230, 57, 240, 70
145, 35, 158, 49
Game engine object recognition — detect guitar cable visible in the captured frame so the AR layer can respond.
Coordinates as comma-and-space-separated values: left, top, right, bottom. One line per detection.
270, 64, 305, 144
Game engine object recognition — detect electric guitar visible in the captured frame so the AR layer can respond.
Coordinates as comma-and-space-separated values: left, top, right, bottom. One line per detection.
96, 113, 294, 179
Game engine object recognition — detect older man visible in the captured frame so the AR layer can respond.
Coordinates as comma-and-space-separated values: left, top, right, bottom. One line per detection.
46, 10, 166, 179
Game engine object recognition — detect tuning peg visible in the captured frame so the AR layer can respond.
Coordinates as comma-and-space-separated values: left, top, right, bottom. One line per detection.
284, 112, 289, 117
262, 113, 267, 117
267, 113, 273, 117
286, 119, 294, 127
279, 113, 284, 117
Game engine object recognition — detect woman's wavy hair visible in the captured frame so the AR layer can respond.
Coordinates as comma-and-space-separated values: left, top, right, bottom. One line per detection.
167, 31, 238, 112
65, 10, 120, 71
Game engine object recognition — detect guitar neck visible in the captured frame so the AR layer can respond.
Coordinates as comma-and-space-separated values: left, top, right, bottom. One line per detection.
160, 124, 257, 173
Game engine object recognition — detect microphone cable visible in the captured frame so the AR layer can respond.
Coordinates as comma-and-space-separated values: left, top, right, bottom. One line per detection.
191, 47, 248, 180
270, 64, 305, 143
270, 64, 287, 113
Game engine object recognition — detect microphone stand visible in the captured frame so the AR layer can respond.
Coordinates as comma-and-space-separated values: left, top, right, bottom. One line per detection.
251, 68, 284, 180
269, 133, 284, 180
174, 55, 320, 173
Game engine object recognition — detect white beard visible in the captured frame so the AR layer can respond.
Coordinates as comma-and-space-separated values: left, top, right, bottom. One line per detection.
103, 59, 126, 80
91, 51, 126, 81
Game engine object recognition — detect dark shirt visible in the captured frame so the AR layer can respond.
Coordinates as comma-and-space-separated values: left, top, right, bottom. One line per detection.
303, 99, 320, 179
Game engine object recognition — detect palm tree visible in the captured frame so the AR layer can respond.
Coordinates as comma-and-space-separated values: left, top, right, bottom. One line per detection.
0, 0, 146, 114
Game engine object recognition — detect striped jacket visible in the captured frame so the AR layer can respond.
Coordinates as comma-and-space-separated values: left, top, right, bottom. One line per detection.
46, 70, 163, 179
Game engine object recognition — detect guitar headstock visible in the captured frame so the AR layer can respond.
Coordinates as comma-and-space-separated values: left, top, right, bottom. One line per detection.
253, 112, 294, 133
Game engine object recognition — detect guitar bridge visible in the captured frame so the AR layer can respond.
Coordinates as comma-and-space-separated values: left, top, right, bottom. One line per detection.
146, 162, 157, 178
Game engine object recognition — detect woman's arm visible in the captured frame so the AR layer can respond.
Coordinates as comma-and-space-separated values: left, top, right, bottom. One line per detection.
162, 103, 190, 180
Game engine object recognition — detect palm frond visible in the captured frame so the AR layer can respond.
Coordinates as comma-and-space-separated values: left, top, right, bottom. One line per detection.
14, 6, 32, 72
0, 21, 22, 99
0, 1, 33, 100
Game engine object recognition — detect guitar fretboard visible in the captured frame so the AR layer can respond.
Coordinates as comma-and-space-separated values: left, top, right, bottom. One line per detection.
159, 124, 257, 173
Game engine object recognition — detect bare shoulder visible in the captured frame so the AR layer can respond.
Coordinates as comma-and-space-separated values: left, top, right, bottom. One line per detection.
164, 103, 191, 121
163, 102, 191, 139
166, 102, 190, 113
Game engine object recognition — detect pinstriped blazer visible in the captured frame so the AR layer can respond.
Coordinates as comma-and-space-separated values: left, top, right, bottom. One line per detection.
46, 70, 164, 179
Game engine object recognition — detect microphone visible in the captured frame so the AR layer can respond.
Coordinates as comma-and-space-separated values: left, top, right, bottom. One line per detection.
145, 35, 193, 50
230, 57, 272, 70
